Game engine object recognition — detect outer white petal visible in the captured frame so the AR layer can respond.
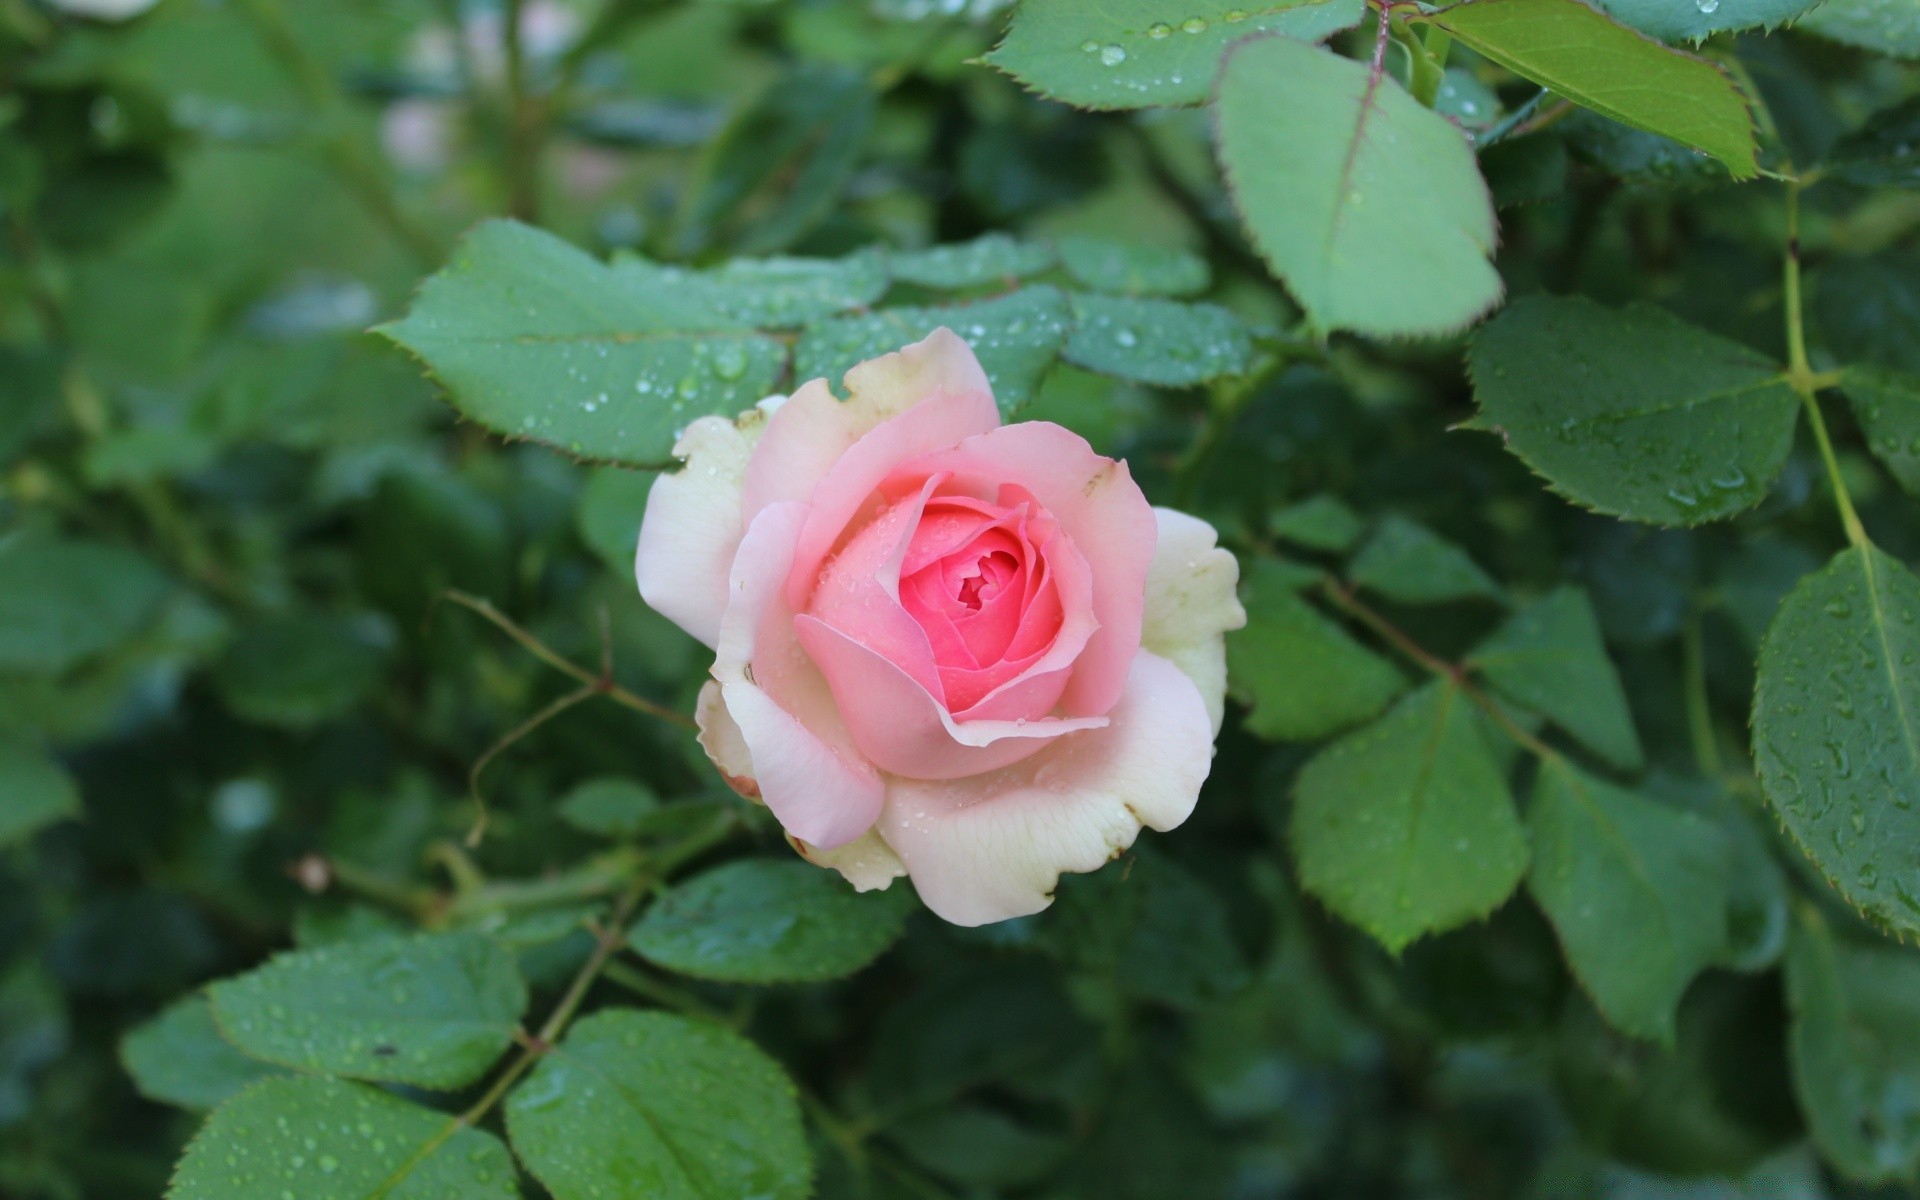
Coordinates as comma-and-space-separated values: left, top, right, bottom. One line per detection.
790, 829, 908, 892
694, 680, 756, 797
1143, 508, 1246, 734
634, 408, 771, 650
876, 651, 1213, 926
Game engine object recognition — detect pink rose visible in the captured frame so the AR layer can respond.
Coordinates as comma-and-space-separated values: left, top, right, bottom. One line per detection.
636, 330, 1244, 925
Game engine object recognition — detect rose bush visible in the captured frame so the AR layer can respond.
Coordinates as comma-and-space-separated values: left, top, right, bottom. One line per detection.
636, 329, 1244, 924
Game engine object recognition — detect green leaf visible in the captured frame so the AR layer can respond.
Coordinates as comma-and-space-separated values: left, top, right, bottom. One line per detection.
608, 248, 889, 328
1228, 559, 1405, 741
120, 996, 280, 1111
1527, 761, 1732, 1044
1827, 96, 1920, 190
0, 736, 79, 847
1291, 682, 1530, 952
1468, 296, 1799, 525
887, 1104, 1069, 1189
575, 466, 653, 571
1798, 0, 1920, 59
1595, 0, 1823, 41
1841, 366, 1920, 496
1420, 0, 1758, 178
794, 287, 1072, 411
1784, 905, 1920, 1183
1061, 293, 1251, 386
629, 858, 913, 983
557, 777, 660, 838
1057, 235, 1208, 296
1215, 35, 1500, 338
505, 1009, 811, 1200
212, 612, 389, 729
0, 531, 171, 675
1469, 586, 1643, 770
1349, 515, 1503, 605
1754, 544, 1920, 939
985, 0, 1364, 110
1562, 109, 1731, 188
1270, 493, 1365, 552
379, 221, 787, 468
168, 1076, 519, 1200
1814, 250, 1920, 375
208, 932, 528, 1089
889, 234, 1057, 289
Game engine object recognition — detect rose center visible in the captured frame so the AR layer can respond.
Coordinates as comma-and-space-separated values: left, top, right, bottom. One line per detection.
954, 550, 1018, 611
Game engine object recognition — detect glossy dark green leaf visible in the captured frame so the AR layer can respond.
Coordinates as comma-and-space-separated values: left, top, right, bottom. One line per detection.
1469, 296, 1799, 525
629, 858, 913, 983
0, 736, 79, 847
794, 287, 1072, 411
887, 1103, 1069, 1189
1798, 0, 1920, 58
0, 531, 171, 675
208, 932, 528, 1089
1814, 250, 1920, 375
1057, 235, 1208, 296
609, 248, 889, 328
1420, 0, 1758, 177
1291, 682, 1530, 952
1784, 905, 1920, 1183
1754, 544, 1920, 939
889, 234, 1056, 289
505, 1009, 810, 1200
1216, 35, 1500, 337
167, 1076, 519, 1200
1828, 96, 1920, 189
120, 996, 280, 1111
1038, 849, 1248, 1010
1061, 293, 1251, 386
1528, 761, 1732, 1043
1227, 559, 1405, 741
1841, 366, 1920, 496
985, 0, 1364, 110
1595, 0, 1822, 41
379, 221, 787, 468
1350, 515, 1503, 605
1469, 587, 1643, 769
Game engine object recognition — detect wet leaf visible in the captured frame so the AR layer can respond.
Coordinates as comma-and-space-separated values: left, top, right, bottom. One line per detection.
629, 858, 913, 983
1469, 296, 1799, 525
609, 248, 889, 328
120, 995, 280, 1111
505, 1009, 810, 1200
167, 1076, 518, 1200
1227, 559, 1405, 741
1350, 515, 1503, 605
889, 234, 1056, 289
208, 932, 528, 1089
1469, 586, 1643, 770
1291, 682, 1530, 952
1753, 544, 1920, 939
1061, 293, 1251, 386
1841, 366, 1920, 496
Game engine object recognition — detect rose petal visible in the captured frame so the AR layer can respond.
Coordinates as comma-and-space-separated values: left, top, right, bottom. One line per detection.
635, 409, 768, 649
790, 828, 908, 892
1143, 508, 1247, 734
695, 680, 756, 798
875, 650, 1214, 926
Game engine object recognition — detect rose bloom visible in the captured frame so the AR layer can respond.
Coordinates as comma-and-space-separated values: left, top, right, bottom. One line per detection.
636, 330, 1244, 925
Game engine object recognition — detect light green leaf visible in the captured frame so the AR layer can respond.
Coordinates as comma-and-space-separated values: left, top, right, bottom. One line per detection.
557, 777, 660, 838
1798, 0, 1920, 59
1595, 0, 1823, 41
505, 1009, 811, 1200
794, 287, 1072, 411
1754, 544, 1920, 939
1350, 515, 1503, 605
1468, 296, 1799, 525
1215, 35, 1500, 337
212, 612, 389, 729
1527, 761, 1732, 1044
1057, 235, 1208, 296
168, 1076, 519, 1200
629, 858, 913, 983
985, 0, 1364, 110
1421, 0, 1758, 178
889, 234, 1057, 289
121, 995, 280, 1111
0, 736, 79, 847
1271, 494, 1365, 552
1061, 293, 1251, 386
379, 221, 787, 468
1841, 366, 1920, 496
1785, 905, 1920, 1183
0, 531, 171, 675
1469, 587, 1643, 770
608, 248, 889, 328
1827, 96, 1920, 190
1291, 682, 1530, 952
208, 932, 528, 1089
1227, 559, 1405, 741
